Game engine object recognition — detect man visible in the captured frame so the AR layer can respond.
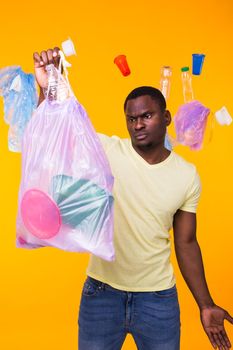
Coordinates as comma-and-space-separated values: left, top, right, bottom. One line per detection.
33, 48, 233, 350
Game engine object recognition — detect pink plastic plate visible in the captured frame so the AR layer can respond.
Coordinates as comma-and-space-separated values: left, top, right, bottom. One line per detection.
21, 189, 61, 239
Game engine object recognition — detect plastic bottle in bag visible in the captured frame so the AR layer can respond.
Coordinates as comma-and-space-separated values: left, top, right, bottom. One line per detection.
160, 66, 172, 100
181, 66, 194, 103
44, 64, 70, 102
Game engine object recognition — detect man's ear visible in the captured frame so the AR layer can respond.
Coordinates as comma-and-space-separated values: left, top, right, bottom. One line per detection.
164, 110, 172, 126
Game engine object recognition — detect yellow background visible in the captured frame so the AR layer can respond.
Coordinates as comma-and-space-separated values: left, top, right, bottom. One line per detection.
0, 0, 232, 349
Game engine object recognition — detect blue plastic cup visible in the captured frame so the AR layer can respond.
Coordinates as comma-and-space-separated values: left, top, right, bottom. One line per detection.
192, 54, 205, 75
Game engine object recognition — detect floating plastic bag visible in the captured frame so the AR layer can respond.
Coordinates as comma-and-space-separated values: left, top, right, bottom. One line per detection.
16, 59, 115, 261
0, 66, 37, 152
174, 100, 210, 151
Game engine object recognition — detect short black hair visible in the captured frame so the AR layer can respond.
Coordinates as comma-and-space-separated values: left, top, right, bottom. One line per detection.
124, 86, 166, 112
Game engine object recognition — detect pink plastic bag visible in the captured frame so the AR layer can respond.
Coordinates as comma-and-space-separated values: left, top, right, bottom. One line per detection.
174, 100, 210, 151
16, 65, 115, 261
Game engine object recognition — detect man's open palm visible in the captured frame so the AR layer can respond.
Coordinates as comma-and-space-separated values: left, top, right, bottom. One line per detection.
201, 305, 233, 349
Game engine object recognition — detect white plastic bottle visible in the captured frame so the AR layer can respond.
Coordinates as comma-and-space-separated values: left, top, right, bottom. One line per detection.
181, 66, 194, 103
160, 66, 172, 100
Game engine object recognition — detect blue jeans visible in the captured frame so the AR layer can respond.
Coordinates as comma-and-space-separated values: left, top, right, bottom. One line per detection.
78, 277, 180, 350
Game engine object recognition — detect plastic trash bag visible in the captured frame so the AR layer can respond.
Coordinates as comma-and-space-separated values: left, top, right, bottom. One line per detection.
174, 100, 210, 151
0, 66, 37, 152
164, 133, 172, 151
16, 62, 115, 261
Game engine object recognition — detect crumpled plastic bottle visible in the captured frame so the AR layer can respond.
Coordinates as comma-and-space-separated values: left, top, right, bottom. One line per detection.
43, 64, 71, 103
181, 66, 194, 103
160, 66, 172, 100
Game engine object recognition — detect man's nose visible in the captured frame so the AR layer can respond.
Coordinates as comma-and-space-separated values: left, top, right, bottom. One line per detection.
134, 117, 145, 130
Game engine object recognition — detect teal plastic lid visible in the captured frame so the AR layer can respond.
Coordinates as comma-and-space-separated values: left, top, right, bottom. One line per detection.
181, 67, 189, 72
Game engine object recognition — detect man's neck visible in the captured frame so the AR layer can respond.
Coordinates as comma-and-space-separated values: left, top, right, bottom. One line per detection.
132, 143, 171, 165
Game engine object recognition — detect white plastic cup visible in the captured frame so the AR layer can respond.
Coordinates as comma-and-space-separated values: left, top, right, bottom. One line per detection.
61, 38, 76, 57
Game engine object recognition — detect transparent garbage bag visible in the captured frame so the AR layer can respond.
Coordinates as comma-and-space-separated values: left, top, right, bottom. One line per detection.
16, 61, 115, 261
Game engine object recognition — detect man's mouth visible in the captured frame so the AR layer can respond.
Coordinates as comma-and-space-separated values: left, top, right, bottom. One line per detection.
134, 133, 148, 140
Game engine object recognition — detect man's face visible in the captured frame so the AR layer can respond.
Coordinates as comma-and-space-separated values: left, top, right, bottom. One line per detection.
125, 95, 171, 148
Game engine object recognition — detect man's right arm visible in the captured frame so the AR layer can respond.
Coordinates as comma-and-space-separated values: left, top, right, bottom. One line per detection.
37, 88, 45, 106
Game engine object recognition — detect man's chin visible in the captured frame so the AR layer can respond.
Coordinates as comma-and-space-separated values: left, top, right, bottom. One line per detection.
132, 139, 152, 148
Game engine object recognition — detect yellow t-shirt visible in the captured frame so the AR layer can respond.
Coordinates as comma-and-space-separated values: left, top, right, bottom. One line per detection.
87, 134, 201, 292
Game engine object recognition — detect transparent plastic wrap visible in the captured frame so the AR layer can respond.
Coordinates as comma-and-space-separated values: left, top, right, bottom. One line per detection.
0, 66, 38, 152
174, 100, 210, 151
16, 62, 115, 261
164, 133, 172, 151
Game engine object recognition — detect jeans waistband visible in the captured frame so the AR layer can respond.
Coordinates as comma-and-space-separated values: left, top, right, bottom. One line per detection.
86, 276, 177, 294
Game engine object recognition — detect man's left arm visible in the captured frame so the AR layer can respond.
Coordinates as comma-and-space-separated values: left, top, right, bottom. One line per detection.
173, 209, 233, 349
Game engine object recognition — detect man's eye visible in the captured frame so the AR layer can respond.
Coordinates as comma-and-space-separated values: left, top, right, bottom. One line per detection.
144, 113, 152, 119
129, 117, 136, 122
